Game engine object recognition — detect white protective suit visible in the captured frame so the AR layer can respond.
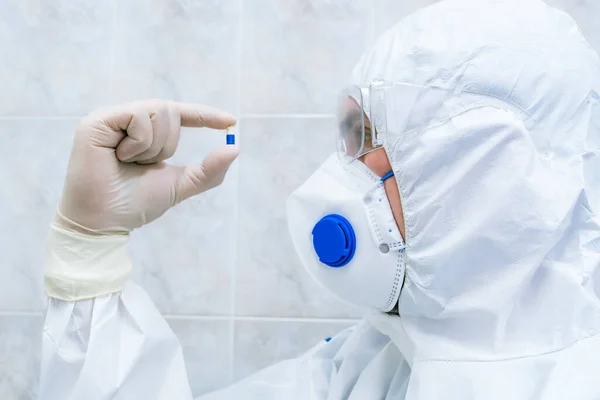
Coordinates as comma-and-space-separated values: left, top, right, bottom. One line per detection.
40, 0, 600, 398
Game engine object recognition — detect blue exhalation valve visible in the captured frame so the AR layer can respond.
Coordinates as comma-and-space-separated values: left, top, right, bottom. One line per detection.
311, 214, 356, 268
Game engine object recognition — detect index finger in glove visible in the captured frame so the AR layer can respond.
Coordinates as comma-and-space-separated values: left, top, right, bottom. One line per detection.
88, 100, 237, 131
175, 102, 237, 129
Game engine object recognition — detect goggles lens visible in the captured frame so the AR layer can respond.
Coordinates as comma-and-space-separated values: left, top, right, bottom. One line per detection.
336, 86, 379, 163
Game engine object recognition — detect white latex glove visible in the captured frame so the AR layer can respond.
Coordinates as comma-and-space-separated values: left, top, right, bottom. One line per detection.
58, 99, 239, 234
45, 100, 239, 301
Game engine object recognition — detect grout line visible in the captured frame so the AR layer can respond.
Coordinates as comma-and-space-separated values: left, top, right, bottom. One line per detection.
166, 314, 231, 320
230, 0, 245, 385
235, 316, 361, 324
241, 113, 335, 119
108, 0, 118, 101
0, 114, 336, 121
236, 0, 244, 121
0, 310, 44, 317
163, 314, 361, 324
0, 116, 83, 121
229, 318, 235, 383
0, 311, 360, 323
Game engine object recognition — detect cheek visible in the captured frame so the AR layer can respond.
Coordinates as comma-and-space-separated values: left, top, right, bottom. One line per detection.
362, 150, 406, 240
362, 151, 390, 176
384, 179, 406, 241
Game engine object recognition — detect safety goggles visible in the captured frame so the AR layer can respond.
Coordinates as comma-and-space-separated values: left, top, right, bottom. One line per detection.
336, 80, 510, 164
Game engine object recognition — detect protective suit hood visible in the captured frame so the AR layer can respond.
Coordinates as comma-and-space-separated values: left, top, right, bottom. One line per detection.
354, 0, 600, 396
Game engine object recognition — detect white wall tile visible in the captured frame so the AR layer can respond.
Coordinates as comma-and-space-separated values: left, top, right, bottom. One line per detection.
167, 318, 232, 397
0, 0, 112, 116
233, 319, 354, 381
112, 0, 240, 112
0, 315, 43, 400
241, 0, 371, 114
0, 120, 75, 311
235, 117, 364, 319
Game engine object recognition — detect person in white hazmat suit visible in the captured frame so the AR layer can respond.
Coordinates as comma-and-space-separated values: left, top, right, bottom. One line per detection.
39, 0, 600, 398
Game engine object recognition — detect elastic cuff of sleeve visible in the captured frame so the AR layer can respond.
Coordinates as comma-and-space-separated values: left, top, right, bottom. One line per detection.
44, 223, 133, 301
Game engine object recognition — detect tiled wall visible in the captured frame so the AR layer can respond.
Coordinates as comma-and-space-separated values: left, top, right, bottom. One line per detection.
0, 0, 598, 398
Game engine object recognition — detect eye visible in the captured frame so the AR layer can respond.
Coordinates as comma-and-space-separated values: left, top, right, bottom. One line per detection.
342, 121, 362, 142
364, 128, 372, 144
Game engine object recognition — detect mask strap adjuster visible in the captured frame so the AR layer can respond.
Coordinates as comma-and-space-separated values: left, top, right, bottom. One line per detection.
380, 170, 394, 182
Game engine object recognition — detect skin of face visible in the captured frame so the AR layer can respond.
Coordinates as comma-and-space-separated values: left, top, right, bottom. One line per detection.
339, 96, 406, 240
362, 149, 406, 241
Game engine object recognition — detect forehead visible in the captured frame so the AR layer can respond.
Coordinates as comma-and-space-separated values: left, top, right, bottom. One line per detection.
338, 96, 371, 127
339, 96, 361, 114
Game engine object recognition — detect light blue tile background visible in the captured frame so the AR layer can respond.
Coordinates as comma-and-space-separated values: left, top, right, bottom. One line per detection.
0, 0, 598, 397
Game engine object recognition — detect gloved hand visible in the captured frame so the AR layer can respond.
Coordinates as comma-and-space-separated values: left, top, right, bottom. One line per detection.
45, 100, 239, 301
57, 99, 239, 234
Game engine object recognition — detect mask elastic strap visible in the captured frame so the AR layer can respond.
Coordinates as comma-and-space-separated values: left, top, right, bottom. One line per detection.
380, 170, 394, 182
